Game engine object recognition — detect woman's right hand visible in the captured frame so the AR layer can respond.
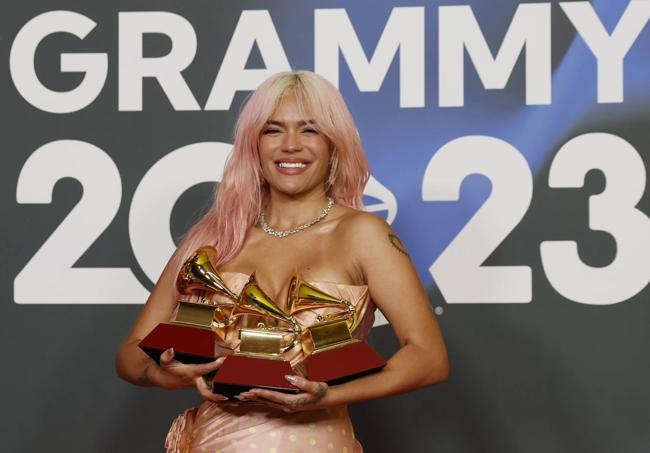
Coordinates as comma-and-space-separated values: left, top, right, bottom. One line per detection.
157, 348, 229, 403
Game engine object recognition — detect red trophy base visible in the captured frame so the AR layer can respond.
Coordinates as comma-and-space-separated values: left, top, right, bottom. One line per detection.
306, 341, 386, 385
212, 354, 299, 398
139, 323, 216, 365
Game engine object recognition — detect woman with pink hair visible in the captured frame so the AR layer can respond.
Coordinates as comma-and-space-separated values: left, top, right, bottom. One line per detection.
116, 70, 448, 452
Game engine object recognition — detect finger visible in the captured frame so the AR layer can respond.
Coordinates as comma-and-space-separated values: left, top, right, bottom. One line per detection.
234, 394, 294, 412
192, 356, 226, 376
246, 388, 308, 406
159, 358, 185, 372
251, 399, 294, 413
159, 348, 175, 365
239, 389, 309, 413
193, 376, 228, 403
285, 375, 328, 397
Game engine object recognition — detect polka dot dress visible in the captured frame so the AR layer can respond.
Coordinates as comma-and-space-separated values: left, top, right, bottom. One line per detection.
166, 403, 363, 453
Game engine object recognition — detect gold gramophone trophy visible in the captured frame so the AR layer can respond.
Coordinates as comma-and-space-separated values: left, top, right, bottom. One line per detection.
288, 274, 385, 384
138, 247, 235, 365
211, 272, 302, 397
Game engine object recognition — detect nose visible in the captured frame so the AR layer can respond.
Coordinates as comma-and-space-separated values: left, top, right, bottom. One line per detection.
283, 130, 302, 152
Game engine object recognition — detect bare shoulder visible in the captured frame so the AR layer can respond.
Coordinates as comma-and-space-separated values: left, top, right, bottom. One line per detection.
336, 208, 389, 236
335, 208, 407, 257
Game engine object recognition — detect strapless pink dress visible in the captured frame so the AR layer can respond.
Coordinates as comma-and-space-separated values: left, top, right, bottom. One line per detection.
165, 272, 375, 453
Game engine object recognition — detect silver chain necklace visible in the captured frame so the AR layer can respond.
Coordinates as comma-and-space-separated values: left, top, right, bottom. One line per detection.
259, 197, 335, 238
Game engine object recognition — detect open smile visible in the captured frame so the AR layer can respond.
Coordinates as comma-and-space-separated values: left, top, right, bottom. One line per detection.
277, 162, 307, 168
274, 159, 311, 174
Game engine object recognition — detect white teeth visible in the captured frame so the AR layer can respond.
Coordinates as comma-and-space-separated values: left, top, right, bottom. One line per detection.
277, 162, 307, 168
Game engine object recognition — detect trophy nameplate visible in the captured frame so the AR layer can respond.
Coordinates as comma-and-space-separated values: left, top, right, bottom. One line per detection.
174, 301, 219, 327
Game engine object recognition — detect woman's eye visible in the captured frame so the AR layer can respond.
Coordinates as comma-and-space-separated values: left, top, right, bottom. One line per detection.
302, 128, 318, 134
263, 129, 280, 135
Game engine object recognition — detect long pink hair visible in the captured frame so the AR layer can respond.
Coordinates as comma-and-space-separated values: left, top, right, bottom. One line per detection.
170, 70, 370, 276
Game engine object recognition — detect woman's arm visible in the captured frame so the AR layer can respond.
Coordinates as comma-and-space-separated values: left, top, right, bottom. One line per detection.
114, 248, 225, 399
242, 212, 448, 410
114, 249, 186, 388
321, 212, 449, 406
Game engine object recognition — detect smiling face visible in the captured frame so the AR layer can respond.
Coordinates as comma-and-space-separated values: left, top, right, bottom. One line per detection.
258, 92, 332, 199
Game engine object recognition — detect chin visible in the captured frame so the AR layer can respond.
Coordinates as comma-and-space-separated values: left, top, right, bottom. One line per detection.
270, 182, 322, 197
276, 186, 309, 196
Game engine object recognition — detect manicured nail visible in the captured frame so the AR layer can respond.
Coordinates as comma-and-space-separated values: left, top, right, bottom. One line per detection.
234, 395, 249, 401
169, 348, 174, 355
285, 375, 298, 384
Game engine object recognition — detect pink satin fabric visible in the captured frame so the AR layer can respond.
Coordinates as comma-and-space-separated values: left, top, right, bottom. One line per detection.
166, 273, 374, 452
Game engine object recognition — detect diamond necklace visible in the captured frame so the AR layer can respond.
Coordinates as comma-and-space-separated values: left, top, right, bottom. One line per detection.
259, 197, 335, 238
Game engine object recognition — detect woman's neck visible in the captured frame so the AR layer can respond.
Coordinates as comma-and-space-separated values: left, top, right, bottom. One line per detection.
264, 190, 331, 230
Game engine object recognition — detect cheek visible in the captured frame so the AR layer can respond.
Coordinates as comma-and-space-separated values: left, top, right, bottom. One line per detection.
257, 136, 276, 156
257, 146, 275, 167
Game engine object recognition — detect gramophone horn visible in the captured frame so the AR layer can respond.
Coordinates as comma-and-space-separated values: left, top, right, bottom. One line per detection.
176, 246, 238, 301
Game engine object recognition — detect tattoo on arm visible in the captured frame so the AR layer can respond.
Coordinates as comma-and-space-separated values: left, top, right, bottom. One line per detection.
388, 233, 409, 257
290, 396, 309, 408
138, 357, 154, 386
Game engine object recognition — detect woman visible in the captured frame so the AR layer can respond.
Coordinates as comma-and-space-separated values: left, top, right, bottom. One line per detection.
115, 70, 449, 452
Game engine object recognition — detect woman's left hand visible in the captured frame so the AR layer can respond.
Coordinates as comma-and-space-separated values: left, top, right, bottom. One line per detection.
235, 375, 329, 413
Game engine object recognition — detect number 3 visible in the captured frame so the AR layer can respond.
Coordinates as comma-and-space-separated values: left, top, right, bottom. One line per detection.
541, 133, 650, 305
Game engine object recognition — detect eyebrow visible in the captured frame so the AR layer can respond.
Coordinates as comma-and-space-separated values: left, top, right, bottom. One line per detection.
265, 119, 317, 127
